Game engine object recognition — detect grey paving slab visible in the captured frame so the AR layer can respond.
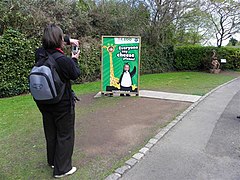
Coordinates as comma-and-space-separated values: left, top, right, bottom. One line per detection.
95, 90, 201, 102
132, 153, 144, 160
125, 158, 138, 167
122, 78, 240, 180
115, 165, 130, 175
139, 147, 149, 154
105, 173, 121, 180
145, 143, 154, 149
139, 90, 201, 102
148, 138, 158, 145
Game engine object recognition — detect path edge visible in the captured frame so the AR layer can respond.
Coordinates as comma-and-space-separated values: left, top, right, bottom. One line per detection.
105, 77, 239, 180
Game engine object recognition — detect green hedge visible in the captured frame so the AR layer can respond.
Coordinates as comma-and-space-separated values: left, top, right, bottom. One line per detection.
0, 29, 38, 98
174, 46, 240, 71
63, 37, 102, 84
141, 44, 175, 74
76, 38, 101, 83
217, 48, 240, 70
0, 30, 102, 98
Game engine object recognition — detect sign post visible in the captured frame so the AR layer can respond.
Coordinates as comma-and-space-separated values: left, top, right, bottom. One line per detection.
101, 36, 141, 96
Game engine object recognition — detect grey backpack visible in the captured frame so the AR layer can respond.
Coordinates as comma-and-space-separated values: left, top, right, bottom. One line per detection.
29, 52, 66, 104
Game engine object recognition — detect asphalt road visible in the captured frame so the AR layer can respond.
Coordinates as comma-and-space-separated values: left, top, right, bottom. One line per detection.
122, 79, 240, 180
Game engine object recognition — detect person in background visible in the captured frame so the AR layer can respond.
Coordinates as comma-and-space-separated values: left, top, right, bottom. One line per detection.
35, 24, 80, 178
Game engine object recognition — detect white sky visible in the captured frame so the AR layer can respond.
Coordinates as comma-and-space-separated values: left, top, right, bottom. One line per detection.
208, 33, 240, 47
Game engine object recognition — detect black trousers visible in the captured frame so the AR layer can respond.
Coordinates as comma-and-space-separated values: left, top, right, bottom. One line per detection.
38, 102, 75, 176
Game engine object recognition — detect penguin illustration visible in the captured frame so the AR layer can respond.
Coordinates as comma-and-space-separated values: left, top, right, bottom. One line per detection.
119, 63, 136, 92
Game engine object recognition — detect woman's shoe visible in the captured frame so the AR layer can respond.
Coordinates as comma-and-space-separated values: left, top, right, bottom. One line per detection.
54, 167, 77, 178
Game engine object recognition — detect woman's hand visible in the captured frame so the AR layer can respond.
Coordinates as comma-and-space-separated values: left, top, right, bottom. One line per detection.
69, 38, 80, 59
72, 50, 80, 60
70, 39, 79, 46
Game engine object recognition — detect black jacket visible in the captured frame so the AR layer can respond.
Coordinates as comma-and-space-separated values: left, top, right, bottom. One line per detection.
35, 47, 80, 106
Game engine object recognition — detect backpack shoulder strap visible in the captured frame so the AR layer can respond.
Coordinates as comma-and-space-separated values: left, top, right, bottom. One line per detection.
51, 51, 65, 61
46, 52, 65, 82
46, 52, 64, 71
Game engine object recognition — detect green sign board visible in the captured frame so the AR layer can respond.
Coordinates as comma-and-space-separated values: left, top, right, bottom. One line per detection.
101, 36, 141, 95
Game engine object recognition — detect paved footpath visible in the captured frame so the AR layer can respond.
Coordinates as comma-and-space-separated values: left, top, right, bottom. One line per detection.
122, 78, 240, 180
139, 90, 201, 103
96, 90, 201, 103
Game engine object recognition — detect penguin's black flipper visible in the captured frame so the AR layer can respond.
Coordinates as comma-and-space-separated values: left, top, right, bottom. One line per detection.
130, 66, 136, 77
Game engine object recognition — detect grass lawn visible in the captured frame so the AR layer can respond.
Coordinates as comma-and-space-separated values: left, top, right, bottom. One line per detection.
140, 71, 238, 96
0, 71, 238, 179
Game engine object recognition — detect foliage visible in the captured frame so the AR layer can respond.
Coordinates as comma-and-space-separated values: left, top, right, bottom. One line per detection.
0, 0, 87, 38
1, 0, 240, 47
174, 46, 211, 70
77, 37, 101, 83
141, 44, 175, 74
227, 37, 238, 46
0, 29, 101, 97
0, 29, 38, 97
201, 0, 240, 47
174, 46, 240, 71
217, 47, 240, 70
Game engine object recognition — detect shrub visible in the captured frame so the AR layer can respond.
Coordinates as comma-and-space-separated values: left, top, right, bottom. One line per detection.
141, 44, 175, 74
175, 46, 209, 70
0, 29, 38, 97
217, 48, 240, 70
174, 46, 240, 71
76, 37, 101, 83
0, 30, 101, 98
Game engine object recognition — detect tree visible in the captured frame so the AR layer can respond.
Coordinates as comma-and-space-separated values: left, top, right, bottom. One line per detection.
173, 2, 213, 45
140, 0, 211, 46
203, 0, 240, 47
227, 37, 238, 46
88, 0, 150, 36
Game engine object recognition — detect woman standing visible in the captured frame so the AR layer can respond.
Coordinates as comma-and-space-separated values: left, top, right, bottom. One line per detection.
35, 24, 80, 178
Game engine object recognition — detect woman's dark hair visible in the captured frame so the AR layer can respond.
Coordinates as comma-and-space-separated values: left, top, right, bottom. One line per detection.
42, 24, 63, 49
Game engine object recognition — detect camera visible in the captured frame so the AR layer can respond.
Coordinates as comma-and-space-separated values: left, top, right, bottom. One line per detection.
72, 46, 79, 54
